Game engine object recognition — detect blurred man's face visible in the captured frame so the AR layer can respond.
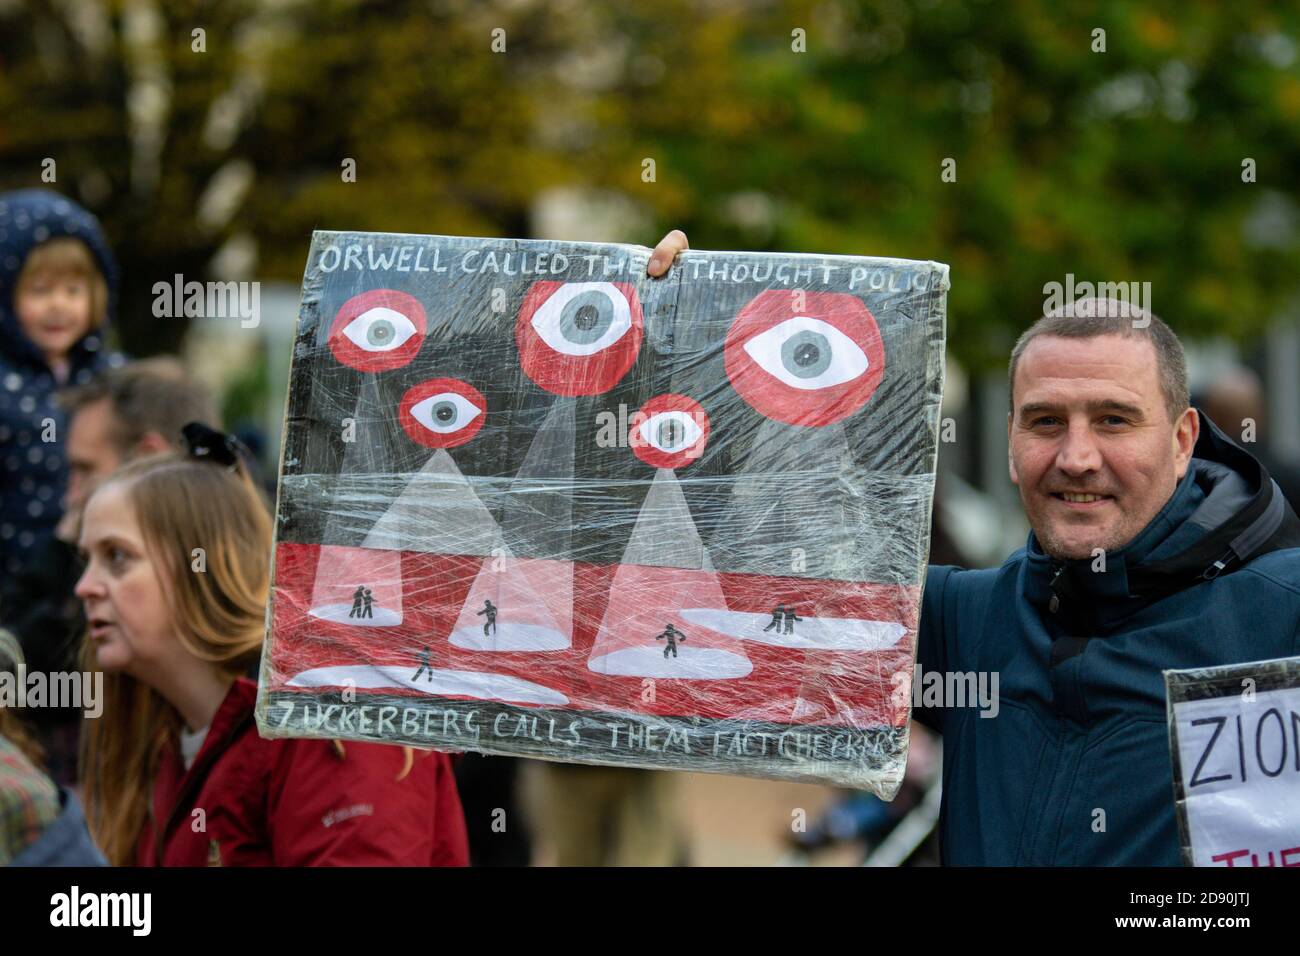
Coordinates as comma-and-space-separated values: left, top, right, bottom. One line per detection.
66, 398, 125, 516
1008, 334, 1198, 561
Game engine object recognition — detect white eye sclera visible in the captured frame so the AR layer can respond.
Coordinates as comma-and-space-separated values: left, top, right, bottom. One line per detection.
410, 392, 482, 434
742, 316, 869, 390
342, 307, 419, 352
530, 282, 633, 356
638, 410, 703, 453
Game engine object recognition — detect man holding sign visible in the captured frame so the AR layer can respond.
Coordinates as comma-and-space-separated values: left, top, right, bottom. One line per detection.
654, 230, 1300, 865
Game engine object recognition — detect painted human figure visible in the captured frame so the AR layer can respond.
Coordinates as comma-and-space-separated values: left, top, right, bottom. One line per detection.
477, 599, 497, 636
782, 606, 802, 635
656, 624, 686, 659
762, 604, 786, 632
412, 646, 432, 682
362, 588, 374, 619
349, 585, 366, 619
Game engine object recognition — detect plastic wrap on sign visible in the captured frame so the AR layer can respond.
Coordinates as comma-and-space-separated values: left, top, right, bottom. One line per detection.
1165, 655, 1300, 866
255, 230, 948, 797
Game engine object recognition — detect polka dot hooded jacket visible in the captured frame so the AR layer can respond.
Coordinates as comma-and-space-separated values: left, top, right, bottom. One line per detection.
0, 190, 125, 580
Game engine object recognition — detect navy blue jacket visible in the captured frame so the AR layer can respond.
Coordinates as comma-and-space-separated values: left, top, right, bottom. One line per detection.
916, 413, 1300, 865
0, 190, 124, 581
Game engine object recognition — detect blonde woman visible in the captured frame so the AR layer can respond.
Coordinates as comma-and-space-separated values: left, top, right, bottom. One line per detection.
75, 432, 467, 866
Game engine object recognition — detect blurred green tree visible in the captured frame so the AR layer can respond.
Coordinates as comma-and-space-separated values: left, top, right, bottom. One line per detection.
1, 0, 1296, 370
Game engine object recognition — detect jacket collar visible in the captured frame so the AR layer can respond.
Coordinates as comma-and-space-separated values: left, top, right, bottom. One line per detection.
1023, 465, 1198, 632
1022, 409, 1300, 632
165, 677, 258, 780
150, 677, 258, 863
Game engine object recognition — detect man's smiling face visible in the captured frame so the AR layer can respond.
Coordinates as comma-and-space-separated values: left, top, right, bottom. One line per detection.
1008, 333, 1199, 561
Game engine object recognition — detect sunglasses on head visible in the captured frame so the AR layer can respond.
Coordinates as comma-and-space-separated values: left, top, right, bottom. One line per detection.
180, 421, 253, 473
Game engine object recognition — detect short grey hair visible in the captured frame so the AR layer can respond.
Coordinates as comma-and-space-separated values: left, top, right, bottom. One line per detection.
1008, 297, 1189, 423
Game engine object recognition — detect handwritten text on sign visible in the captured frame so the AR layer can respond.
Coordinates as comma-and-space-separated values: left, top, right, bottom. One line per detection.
1170, 679, 1300, 867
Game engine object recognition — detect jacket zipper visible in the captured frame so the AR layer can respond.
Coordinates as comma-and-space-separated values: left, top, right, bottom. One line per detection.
1200, 548, 1235, 580
1048, 563, 1065, 613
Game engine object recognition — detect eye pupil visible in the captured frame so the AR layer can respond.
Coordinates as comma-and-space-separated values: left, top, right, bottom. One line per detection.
658, 420, 681, 448
793, 343, 820, 366
574, 305, 599, 331
433, 401, 457, 424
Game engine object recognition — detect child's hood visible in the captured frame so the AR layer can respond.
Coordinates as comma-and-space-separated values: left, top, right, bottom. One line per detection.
0, 189, 119, 366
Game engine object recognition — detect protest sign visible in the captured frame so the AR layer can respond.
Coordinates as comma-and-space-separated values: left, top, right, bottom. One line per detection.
1166, 655, 1300, 866
255, 231, 947, 794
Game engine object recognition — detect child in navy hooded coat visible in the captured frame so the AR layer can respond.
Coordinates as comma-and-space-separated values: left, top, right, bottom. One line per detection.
0, 190, 125, 582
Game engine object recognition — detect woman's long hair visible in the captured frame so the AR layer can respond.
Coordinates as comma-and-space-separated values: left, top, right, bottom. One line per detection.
78, 454, 271, 865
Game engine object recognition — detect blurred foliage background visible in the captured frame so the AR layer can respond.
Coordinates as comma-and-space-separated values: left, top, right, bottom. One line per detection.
2, 0, 1298, 861
1, 0, 1297, 370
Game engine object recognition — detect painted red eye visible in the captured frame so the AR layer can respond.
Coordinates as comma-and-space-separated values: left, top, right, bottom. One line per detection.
629, 394, 710, 469
328, 289, 427, 372
724, 291, 884, 427
516, 281, 644, 395
398, 378, 486, 448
